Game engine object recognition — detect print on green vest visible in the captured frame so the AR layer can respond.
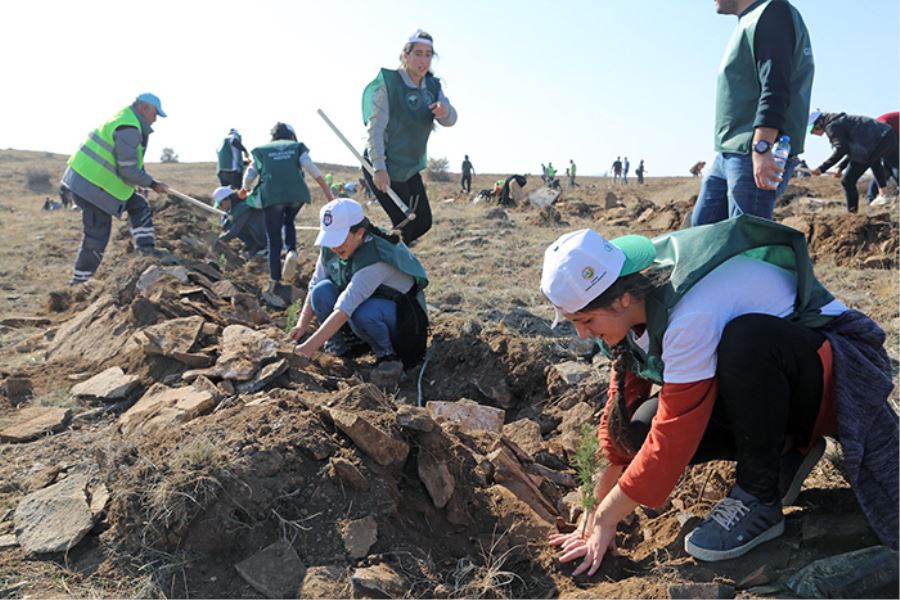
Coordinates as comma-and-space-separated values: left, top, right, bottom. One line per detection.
246, 140, 311, 210
362, 68, 442, 182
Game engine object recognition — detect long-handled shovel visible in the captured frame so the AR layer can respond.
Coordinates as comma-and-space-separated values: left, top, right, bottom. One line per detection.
317, 109, 417, 234
168, 187, 318, 230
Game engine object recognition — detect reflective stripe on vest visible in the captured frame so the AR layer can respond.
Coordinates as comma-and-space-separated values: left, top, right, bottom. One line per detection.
67, 106, 144, 201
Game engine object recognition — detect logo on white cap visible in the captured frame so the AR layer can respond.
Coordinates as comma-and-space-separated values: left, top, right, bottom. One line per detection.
323, 211, 333, 227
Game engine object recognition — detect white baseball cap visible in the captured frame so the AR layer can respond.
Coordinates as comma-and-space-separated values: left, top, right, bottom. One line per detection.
315, 198, 366, 247
541, 229, 656, 323
212, 186, 234, 209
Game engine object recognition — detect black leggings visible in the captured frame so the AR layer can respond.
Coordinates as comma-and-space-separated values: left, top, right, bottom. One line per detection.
630, 314, 825, 502
363, 169, 432, 245
842, 134, 898, 212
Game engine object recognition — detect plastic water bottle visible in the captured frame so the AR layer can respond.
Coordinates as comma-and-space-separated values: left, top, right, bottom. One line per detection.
769, 135, 791, 188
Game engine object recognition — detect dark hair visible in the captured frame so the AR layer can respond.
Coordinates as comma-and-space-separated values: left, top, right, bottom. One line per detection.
349, 217, 400, 245
270, 122, 297, 141
400, 32, 438, 71
581, 267, 672, 459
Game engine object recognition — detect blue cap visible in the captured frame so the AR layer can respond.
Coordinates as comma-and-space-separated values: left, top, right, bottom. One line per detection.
135, 93, 167, 118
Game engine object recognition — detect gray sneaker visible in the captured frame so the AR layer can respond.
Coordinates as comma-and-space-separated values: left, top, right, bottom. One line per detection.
685, 484, 784, 562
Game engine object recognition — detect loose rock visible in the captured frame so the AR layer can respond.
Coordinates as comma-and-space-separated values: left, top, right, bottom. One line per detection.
427, 399, 505, 433
14, 474, 94, 555
667, 582, 735, 599
234, 539, 306, 599
329, 409, 410, 467
0, 407, 71, 443
70, 367, 139, 400
119, 383, 215, 435
350, 563, 408, 599
4, 377, 33, 406
342, 515, 378, 559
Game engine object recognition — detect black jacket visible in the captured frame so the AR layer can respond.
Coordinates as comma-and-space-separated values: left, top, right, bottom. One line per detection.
817, 112, 893, 172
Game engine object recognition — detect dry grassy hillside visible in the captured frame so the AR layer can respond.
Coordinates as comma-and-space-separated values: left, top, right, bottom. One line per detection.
0, 149, 897, 598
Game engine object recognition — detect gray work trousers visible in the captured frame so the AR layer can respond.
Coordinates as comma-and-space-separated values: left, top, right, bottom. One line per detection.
72, 193, 154, 283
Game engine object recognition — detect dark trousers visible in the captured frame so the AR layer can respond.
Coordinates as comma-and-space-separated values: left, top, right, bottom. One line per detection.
630, 314, 825, 502
363, 170, 431, 245
263, 204, 301, 281
217, 170, 242, 189
866, 141, 900, 201
843, 134, 898, 211
72, 192, 154, 283
461, 173, 472, 193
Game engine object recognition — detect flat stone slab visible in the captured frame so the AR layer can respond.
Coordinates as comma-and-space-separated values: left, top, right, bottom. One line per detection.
329, 409, 409, 467
528, 187, 560, 209
119, 383, 215, 435
136, 265, 190, 294
235, 539, 306, 599
350, 563, 408, 599
395, 405, 435, 432
342, 515, 378, 559
502, 418, 543, 457
214, 325, 279, 381
14, 474, 94, 555
0, 317, 50, 328
427, 399, 505, 433
236, 359, 288, 394
70, 366, 139, 400
135, 315, 205, 357
0, 407, 71, 442
551, 361, 593, 386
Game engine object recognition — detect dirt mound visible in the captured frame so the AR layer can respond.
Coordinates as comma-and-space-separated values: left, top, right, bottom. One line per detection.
782, 213, 898, 268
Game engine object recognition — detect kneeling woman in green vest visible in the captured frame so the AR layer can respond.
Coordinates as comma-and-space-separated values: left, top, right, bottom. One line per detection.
290, 198, 429, 367
541, 216, 897, 573
362, 29, 457, 245
242, 122, 333, 291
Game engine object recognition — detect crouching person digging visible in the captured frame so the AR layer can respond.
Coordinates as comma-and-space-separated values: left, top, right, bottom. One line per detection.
290, 199, 429, 379
542, 216, 898, 575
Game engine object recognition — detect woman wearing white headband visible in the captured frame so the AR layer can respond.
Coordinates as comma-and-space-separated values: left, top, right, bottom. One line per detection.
291, 198, 429, 369
541, 215, 896, 573
361, 29, 457, 245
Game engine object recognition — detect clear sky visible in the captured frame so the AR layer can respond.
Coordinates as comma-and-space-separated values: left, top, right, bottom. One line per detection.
2, 0, 897, 176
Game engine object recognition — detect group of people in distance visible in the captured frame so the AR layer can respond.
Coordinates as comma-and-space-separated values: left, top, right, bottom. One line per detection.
59, 4, 896, 580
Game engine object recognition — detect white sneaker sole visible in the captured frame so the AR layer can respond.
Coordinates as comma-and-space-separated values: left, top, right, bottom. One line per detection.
782, 436, 827, 506
684, 519, 785, 562
282, 252, 298, 280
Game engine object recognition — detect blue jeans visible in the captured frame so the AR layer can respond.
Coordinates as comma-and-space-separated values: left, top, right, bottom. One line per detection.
692, 153, 797, 226
309, 280, 398, 358
263, 204, 301, 281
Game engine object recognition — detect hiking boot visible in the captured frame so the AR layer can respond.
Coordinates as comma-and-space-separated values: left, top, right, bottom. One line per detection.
684, 484, 784, 562
136, 246, 179, 265
260, 280, 287, 309
779, 436, 826, 506
282, 250, 299, 281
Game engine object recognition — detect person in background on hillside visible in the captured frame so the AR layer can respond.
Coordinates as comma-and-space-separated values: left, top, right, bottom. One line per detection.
635, 159, 646, 184
541, 163, 548, 184
808, 110, 897, 212
242, 122, 333, 300
325, 173, 334, 190
499, 174, 527, 207
612, 157, 623, 183
622, 157, 630, 185
691, 0, 814, 226
216, 129, 250, 189
542, 217, 897, 575
212, 185, 266, 257
461, 154, 475, 193
290, 198, 429, 373
856, 112, 898, 206
62, 93, 171, 285
58, 184, 74, 209
567, 159, 578, 188
363, 29, 457, 245
689, 161, 706, 177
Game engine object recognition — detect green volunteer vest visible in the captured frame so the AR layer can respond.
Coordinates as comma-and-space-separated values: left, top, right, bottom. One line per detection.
599, 216, 837, 384
67, 106, 145, 201
570, 163, 576, 176
247, 140, 311, 209
362, 68, 441, 182
322, 235, 428, 312
217, 136, 243, 173
714, 0, 814, 155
